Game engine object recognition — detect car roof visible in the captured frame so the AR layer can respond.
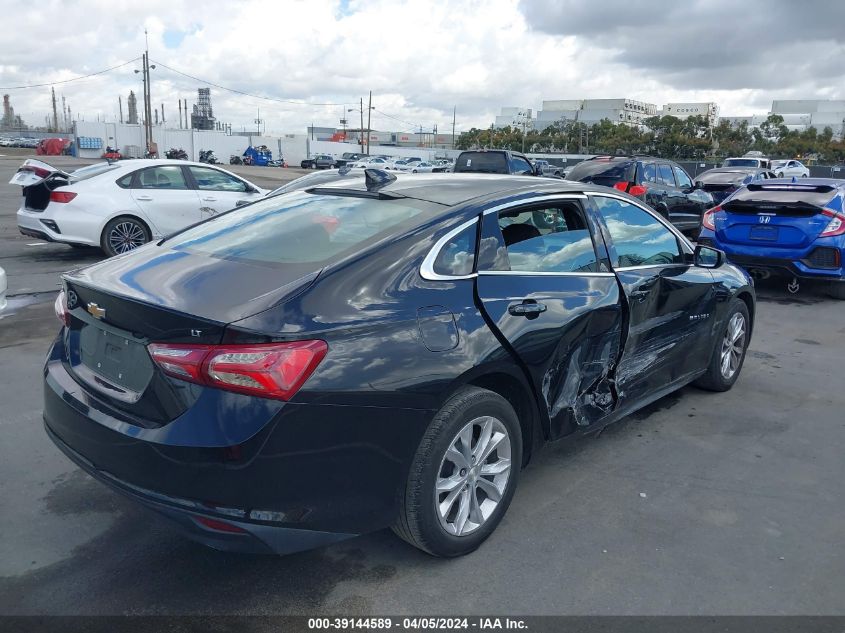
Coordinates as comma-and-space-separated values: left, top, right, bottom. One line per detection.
701, 167, 767, 174
310, 172, 600, 206
761, 177, 844, 188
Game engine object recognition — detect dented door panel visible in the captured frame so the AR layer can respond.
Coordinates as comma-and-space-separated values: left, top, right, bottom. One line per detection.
475, 273, 623, 439
612, 265, 718, 404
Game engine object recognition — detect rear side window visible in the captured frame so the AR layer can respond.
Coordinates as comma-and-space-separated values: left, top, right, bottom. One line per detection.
116, 173, 133, 189
136, 166, 189, 190
167, 191, 433, 266
492, 203, 599, 273
593, 196, 682, 267
509, 156, 534, 175
432, 223, 477, 276
453, 152, 508, 174
566, 160, 634, 187
657, 164, 676, 186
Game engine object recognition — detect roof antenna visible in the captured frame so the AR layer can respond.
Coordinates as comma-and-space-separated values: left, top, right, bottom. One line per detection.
364, 168, 396, 191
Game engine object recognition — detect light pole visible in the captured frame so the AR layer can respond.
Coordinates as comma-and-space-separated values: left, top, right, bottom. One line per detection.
512, 111, 531, 153
134, 49, 156, 156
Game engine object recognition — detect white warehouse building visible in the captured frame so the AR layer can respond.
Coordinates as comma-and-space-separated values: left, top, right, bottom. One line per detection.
493, 106, 534, 130
533, 98, 657, 131
661, 102, 719, 125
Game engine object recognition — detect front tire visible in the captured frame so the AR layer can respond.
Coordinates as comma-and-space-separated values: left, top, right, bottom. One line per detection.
101, 216, 151, 257
393, 386, 522, 557
694, 298, 750, 391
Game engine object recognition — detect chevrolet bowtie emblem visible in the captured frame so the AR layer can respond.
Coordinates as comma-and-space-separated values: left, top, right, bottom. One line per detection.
87, 302, 106, 320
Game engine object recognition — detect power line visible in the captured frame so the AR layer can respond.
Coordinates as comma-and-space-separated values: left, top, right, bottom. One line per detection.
0, 58, 141, 90
151, 59, 349, 107
373, 108, 420, 131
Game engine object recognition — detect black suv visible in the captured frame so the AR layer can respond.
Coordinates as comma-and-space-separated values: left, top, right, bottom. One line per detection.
566, 156, 714, 235
453, 150, 538, 175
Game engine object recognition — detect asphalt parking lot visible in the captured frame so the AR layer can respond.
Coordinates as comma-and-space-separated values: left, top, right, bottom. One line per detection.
0, 154, 843, 615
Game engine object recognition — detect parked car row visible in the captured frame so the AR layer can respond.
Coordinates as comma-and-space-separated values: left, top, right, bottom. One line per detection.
1, 136, 40, 148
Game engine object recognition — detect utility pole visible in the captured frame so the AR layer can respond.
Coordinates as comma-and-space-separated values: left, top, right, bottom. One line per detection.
366, 90, 372, 155
452, 106, 456, 149
61, 95, 67, 132
359, 97, 364, 153
119, 95, 123, 123
178, 100, 182, 129
161, 103, 165, 126
51, 87, 58, 132
184, 99, 189, 129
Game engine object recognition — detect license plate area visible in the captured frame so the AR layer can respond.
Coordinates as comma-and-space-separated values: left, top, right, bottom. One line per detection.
749, 225, 779, 240
77, 323, 154, 402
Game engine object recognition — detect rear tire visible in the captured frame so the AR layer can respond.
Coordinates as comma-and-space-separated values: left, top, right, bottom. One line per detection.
826, 282, 845, 300
101, 216, 151, 257
694, 298, 750, 392
393, 386, 522, 557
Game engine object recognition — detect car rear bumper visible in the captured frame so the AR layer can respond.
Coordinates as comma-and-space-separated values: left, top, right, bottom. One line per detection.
699, 232, 845, 281
42, 336, 435, 551
45, 421, 355, 554
17, 208, 99, 247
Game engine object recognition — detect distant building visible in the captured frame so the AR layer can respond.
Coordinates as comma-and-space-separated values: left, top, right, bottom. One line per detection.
661, 102, 719, 125
534, 98, 657, 130
1, 94, 24, 129
127, 91, 138, 125
493, 107, 534, 130
191, 88, 216, 131
721, 100, 845, 139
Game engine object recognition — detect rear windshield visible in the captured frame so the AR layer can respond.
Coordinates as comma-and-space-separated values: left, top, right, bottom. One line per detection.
725, 184, 835, 209
722, 159, 760, 167
166, 191, 438, 266
453, 152, 508, 174
566, 160, 633, 186
697, 170, 751, 183
69, 162, 121, 182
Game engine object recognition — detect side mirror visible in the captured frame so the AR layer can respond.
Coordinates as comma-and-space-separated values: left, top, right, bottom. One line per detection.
235, 199, 251, 207
694, 244, 724, 268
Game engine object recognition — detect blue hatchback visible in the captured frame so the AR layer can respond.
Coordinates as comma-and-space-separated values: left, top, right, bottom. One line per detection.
698, 178, 845, 298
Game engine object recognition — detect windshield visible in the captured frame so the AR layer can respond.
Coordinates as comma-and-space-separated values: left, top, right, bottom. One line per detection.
723, 158, 760, 167
454, 152, 508, 174
166, 191, 438, 266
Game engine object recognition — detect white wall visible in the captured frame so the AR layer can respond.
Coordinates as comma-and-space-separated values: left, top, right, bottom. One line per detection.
73, 121, 306, 163
304, 140, 458, 161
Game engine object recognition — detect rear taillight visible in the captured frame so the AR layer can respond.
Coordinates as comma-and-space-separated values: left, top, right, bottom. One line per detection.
612, 182, 646, 198
820, 208, 845, 237
49, 191, 77, 203
23, 165, 51, 178
147, 341, 328, 401
54, 290, 69, 326
702, 206, 721, 231
193, 516, 247, 534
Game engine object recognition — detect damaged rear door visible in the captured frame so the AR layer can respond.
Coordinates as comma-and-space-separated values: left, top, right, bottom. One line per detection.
475, 196, 624, 439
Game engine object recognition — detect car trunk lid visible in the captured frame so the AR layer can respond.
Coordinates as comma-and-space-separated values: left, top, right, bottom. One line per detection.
717, 182, 836, 248
61, 250, 321, 424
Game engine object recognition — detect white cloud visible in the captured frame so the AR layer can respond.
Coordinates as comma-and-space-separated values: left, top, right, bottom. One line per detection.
1, 0, 842, 134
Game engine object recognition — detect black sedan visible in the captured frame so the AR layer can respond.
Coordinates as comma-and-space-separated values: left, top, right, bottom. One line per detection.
694, 167, 777, 204
44, 171, 755, 557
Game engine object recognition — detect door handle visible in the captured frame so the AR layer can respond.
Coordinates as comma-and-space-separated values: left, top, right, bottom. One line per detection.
508, 301, 547, 317
630, 290, 651, 303
135, 195, 153, 201
201, 197, 217, 202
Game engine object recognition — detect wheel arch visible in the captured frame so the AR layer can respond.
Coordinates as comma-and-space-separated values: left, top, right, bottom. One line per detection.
448, 367, 545, 467
734, 289, 755, 335
99, 213, 155, 252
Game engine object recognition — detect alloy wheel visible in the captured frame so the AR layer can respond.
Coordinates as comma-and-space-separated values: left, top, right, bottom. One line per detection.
435, 416, 512, 537
108, 221, 147, 254
720, 312, 746, 380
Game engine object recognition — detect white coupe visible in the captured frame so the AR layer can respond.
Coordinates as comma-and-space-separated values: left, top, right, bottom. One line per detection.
770, 159, 810, 179
13, 159, 266, 256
